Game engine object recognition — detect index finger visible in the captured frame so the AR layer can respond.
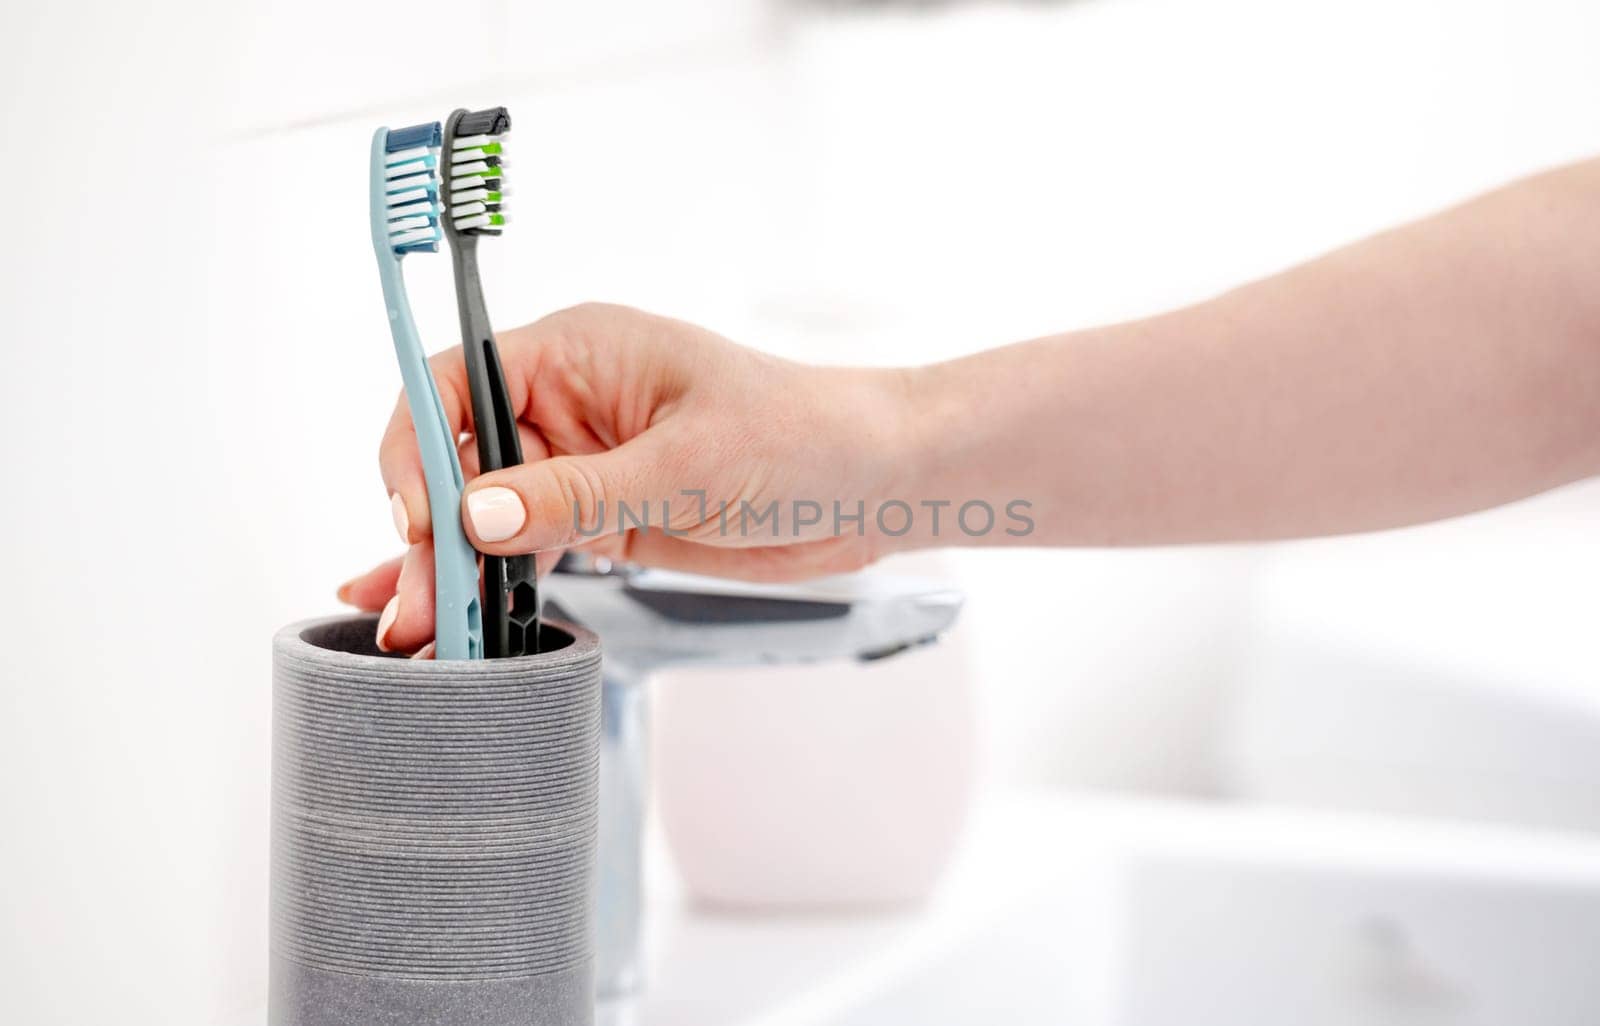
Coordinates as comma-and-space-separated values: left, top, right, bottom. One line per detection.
379, 345, 474, 541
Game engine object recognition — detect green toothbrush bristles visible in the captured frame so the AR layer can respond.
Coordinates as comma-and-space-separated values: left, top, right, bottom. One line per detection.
450, 130, 507, 234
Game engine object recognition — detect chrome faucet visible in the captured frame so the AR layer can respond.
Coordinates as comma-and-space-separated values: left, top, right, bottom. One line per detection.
543, 555, 964, 997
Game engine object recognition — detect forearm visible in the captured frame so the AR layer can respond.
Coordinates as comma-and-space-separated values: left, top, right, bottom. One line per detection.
898, 160, 1600, 547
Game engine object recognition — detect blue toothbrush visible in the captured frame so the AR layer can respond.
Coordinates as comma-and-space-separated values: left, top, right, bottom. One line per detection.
369, 123, 483, 660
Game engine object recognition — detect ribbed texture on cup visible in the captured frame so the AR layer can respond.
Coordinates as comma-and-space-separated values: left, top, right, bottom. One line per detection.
271, 614, 601, 982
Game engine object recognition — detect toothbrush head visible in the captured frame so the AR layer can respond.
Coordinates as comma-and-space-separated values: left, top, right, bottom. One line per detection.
444, 107, 510, 237
379, 122, 443, 255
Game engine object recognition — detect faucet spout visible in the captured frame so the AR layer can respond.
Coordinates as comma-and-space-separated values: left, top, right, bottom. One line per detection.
545, 558, 963, 997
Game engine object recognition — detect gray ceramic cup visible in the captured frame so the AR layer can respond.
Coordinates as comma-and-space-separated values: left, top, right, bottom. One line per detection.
270, 614, 601, 1026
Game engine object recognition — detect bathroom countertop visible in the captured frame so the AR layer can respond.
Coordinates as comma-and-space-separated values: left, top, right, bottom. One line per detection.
234, 793, 1600, 1026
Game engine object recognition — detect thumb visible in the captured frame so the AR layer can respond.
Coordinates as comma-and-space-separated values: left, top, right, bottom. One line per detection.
461, 439, 673, 554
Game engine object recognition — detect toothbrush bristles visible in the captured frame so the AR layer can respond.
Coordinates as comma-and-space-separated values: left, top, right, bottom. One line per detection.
384, 122, 443, 254
449, 108, 510, 236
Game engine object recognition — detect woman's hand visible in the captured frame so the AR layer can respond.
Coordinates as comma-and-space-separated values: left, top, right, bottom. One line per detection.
338, 303, 917, 654
340, 160, 1600, 655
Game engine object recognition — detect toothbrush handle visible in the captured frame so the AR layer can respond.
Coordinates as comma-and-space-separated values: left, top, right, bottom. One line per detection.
455, 243, 541, 657
378, 259, 484, 661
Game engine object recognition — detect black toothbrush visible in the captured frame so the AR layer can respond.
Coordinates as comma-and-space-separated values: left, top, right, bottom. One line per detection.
442, 106, 540, 657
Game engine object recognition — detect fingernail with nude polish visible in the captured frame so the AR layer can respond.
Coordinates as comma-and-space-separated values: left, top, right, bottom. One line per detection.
390, 492, 411, 544
466, 486, 526, 543
376, 596, 400, 651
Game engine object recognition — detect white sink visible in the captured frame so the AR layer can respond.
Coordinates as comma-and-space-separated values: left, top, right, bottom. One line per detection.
618, 796, 1600, 1025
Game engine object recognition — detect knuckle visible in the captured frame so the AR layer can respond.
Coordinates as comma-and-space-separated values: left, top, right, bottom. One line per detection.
547, 460, 606, 541
377, 426, 406, 472
544, 301, 608, 336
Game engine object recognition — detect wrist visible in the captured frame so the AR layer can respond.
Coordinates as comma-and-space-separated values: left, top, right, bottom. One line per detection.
872, 353, 1033, 551
802, 360, 968, 557
878, 363, 936, 502
861, 362, 953, 553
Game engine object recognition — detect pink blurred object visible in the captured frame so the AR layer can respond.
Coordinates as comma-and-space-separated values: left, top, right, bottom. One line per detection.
654, 637, 976, 908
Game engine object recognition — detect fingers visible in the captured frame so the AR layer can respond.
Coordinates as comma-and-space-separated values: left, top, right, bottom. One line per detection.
461, 435, 675, 554
384, 345, 558, 542
376, 542, 438, 654
457, 423, 551, 481
334, 546, 436, 653
381, 303, 693, 546
535, 550, 565, 578
379, 348, 474, 543
597, 531, 876, 582
337, 555, 404, 611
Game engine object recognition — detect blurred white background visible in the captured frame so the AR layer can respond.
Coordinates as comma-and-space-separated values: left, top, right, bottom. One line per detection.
3, 0, 1600, 1023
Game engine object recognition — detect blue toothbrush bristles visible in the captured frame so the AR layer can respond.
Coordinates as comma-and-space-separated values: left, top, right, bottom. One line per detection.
384, 145, 431, 165
386, 187, 432, 206
384, 155, 436, 178
384, 123, 443, 254
386, 174, 433, 193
